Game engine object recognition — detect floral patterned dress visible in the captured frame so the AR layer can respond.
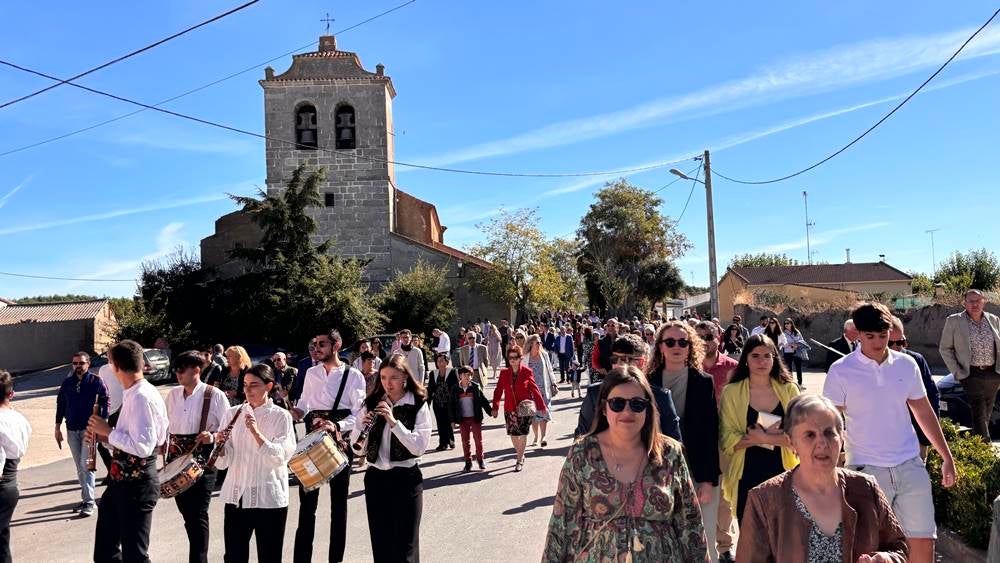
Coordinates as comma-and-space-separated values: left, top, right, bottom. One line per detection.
543, 435, 709, 563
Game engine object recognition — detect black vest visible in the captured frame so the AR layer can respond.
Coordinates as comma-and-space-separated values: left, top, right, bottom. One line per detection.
365, 398, 425, 464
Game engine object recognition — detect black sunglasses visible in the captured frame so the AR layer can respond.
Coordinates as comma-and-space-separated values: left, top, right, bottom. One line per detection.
888, 338, 908, 347
507, 355, 522, 360
698, 333, 715, 341
659, 338, 689, 348
607, 397, 650, 413
71, 362, 87, 366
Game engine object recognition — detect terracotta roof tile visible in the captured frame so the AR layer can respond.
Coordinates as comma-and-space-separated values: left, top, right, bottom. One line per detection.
0, 300, 108, 326
390, 233, 492, 269
729, 262, 913, 286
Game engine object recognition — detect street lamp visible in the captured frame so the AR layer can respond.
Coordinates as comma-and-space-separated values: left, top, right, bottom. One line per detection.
670, 151, 719, 320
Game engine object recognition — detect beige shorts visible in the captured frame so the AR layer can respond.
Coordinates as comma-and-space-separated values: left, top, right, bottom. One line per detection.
849, 456, 936, 539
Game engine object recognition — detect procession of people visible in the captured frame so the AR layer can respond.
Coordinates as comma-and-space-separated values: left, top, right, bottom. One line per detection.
1, 289, 998, 561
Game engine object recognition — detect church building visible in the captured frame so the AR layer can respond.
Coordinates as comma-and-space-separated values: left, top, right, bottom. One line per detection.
200, 35, 510, 328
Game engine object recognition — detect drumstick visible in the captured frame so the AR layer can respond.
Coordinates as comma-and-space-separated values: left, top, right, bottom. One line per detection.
809, 338, 846, 357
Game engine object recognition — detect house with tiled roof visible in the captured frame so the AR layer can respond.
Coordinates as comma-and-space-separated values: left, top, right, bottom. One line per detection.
200, 35, 510, 329
0, 297, 14, 307
0, 299, 117, 373
718, 262, 913, 318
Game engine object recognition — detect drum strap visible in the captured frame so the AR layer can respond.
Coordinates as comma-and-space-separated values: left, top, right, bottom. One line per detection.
331, 367, 350, 415
198, 387, 214, 433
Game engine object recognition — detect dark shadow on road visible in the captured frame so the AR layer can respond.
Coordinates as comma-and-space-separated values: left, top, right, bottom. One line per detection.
502, 495, 555, 515
18, 487, 79, 501
22, 479, 76, 490
25, 502, 79, 515
10, 514, 77, 528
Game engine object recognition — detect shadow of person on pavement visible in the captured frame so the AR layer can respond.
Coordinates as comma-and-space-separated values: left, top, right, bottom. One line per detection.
502, 495, 555, 515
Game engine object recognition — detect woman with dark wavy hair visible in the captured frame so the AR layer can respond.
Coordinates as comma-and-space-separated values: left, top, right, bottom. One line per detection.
543, 365, 708, 562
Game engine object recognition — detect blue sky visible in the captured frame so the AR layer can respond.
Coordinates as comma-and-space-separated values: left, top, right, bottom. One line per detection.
1, 1, 999, 299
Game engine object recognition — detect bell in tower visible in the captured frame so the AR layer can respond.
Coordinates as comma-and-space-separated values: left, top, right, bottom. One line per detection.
335, 105, 356, 150
295, 104, 318, 149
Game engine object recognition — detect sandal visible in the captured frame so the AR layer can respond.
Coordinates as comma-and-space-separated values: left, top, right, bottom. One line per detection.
515, 460, 523, 472
540, 440, 547, 448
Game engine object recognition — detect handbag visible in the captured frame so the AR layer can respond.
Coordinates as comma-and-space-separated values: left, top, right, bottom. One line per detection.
516, 399, 537, 418
550, 381, 559, 398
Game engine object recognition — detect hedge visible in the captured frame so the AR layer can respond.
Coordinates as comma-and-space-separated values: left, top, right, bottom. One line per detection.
927, 418, 1000, 550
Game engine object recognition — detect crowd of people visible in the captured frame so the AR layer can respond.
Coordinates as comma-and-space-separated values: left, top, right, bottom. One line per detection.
0, 288, 997, 562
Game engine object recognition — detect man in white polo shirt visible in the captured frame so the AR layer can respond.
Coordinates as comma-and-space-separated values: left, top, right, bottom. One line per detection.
823, 302, 956, 563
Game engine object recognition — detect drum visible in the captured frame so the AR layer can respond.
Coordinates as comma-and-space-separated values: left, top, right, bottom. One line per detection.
289, 429, 349, 492
159, 453, 204, 498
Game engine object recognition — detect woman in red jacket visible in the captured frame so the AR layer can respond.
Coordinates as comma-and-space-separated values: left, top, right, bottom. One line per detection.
492, 344, 547, 472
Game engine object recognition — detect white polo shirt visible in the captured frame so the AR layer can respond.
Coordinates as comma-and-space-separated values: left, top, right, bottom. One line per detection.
823, 348, 926, 467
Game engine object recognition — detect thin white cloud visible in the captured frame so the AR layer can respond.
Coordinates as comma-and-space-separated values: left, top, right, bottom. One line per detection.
756, 222, 891, 254
0, 180, 258, 236
409, 26, 1000, 169
0, 176, 33, 210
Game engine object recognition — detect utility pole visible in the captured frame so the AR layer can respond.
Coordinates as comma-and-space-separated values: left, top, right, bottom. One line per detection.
926, 228, 941, 275
803, 191, 815, 264
703, 150, 719, 320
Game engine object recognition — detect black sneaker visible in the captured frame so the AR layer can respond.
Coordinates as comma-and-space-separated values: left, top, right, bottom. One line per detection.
718, 551, 735, 563
463, 461, 472, 472
478, 459, 487, 470
435, 444, 448, 452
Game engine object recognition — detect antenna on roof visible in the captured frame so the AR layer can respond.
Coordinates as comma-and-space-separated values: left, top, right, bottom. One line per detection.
845, 248, 851, 264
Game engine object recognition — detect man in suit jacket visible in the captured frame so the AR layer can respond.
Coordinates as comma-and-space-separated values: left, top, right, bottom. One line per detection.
555, 326, 575, 384
457, 332, 490, 387
575, 335, 682, 441
824, 319, 859, 372
939, 289, 1000, 438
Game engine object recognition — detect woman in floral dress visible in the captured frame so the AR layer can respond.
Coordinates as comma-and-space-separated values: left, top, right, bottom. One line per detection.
543, 365, 709, 562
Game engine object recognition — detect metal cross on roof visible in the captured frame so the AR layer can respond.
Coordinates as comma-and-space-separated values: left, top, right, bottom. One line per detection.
320, 12, 335, 33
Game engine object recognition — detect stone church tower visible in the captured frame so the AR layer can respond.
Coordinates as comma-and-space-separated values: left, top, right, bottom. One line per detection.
200, 35, 511, 328
261, 35, 396, 281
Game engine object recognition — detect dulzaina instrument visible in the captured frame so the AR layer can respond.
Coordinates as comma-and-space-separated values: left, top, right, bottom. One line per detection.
85, 396, 100, 471
351, 394, 387, 455
158, 404, 245, 499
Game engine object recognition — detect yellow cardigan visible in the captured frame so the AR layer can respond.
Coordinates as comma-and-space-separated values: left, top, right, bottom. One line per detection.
719, 377, 801, 514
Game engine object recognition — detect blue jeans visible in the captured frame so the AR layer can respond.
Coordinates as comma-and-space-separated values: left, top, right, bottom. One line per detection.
67, 429, 96, 506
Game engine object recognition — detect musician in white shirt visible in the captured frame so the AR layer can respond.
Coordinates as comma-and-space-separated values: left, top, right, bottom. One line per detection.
432, 328, 451, 354
164, 351, 231, 563
290, 329, 366, 563
355, 354, 431, 563
88, 340, 169, 563
214, 364, 295, 563
96, 361, 124, 480
0, 370, 31, 562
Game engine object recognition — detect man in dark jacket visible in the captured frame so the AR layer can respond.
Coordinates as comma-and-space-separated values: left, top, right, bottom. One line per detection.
590, 318, 620, 380
55, 352, 109, 517
824, 319, 859, 372
448, 366, 493, 471
890, 316, 940, 458
575, 334, 682, 441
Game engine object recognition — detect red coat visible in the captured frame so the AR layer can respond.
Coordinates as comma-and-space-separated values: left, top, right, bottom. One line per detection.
492, 365, 547, 414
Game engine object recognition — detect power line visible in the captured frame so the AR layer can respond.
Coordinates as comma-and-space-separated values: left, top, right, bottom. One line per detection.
0, 0, 260, 110
0, 0, 419, 159
0, 58, 696, 178
711, 6, 1000, 185
674, 165, 702, 223
0, 271, 135, 282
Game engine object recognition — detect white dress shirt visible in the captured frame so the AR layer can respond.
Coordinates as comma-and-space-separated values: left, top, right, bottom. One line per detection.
750, 325, 766, 336
108, 379, 169, 458
166, 382, 231, 435
401, 348, 426, 386
215, 400, 295, 509
353, 391, 431, 471
0, 407, 31, 468
298, 363, 366, 433
434, 332, 451, 354
98, 363, 124, 414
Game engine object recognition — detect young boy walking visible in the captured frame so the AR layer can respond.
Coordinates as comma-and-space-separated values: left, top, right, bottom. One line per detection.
448, 366, 494, 472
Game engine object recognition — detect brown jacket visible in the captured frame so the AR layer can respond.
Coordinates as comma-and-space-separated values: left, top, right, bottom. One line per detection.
736, 467, 907, 563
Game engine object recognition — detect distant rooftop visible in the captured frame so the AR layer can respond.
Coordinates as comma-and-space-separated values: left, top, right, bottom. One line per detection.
728, 262, 913, 285
0, 299, 108, 326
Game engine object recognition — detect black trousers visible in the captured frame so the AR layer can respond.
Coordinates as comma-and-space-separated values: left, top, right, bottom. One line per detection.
94, 469, 158, 563
96, 410, 121, 476
294, 466, 350, 563
432, 404, 454, 447
0, 479, 18, 563
173, 469, 217, 563
223, 503, 287, 563
558, 355, 570, 381
783, 353, 803, 385
364, 466, 423, 563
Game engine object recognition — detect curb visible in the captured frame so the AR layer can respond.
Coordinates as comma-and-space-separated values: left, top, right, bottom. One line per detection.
938, 527, 987, 563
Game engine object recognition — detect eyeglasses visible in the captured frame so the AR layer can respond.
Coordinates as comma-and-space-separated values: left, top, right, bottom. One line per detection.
888, 338, 908, 347
658, 338, 689, 348
507, 355, 522, 361
607, 397, 650, 413
314, 341, 331, 348
611, 355, 643, 365
698, 333, 715, 342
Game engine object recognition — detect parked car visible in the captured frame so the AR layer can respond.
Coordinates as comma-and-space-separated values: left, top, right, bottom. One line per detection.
89, 348, 173, 384
936, 373, 1000, 438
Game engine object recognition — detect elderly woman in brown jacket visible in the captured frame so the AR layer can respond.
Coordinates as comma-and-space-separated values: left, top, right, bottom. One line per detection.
736, 394, 907, 563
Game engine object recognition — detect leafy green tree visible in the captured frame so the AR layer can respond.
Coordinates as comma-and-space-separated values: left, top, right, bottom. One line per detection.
544, 238, 587, 310
377, 260, 457, 335
576, 179, 689, 316
637, 260, 685, 304
910, 273, 935, 295
466, 208, 546, 321
934, 249, 1000, 292
15, 294, 99, 303
729, 252, 800, 268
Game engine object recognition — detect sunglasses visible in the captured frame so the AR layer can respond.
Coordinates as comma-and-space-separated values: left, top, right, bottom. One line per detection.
507, 355, 522, 361
698, 333, 715, 342
71, 362, 87, 366
611, 355, 642, 365
659, 338, 689, 348
607, 397, 650, 413
888, 339, 908, 347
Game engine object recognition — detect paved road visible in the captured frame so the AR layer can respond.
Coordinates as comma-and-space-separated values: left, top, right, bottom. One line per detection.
10, 374, 582, 562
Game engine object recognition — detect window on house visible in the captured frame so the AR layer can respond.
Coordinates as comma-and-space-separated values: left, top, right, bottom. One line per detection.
295, 104, 318, 149
325, 193, 336, 207
335, 104, 356, 150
